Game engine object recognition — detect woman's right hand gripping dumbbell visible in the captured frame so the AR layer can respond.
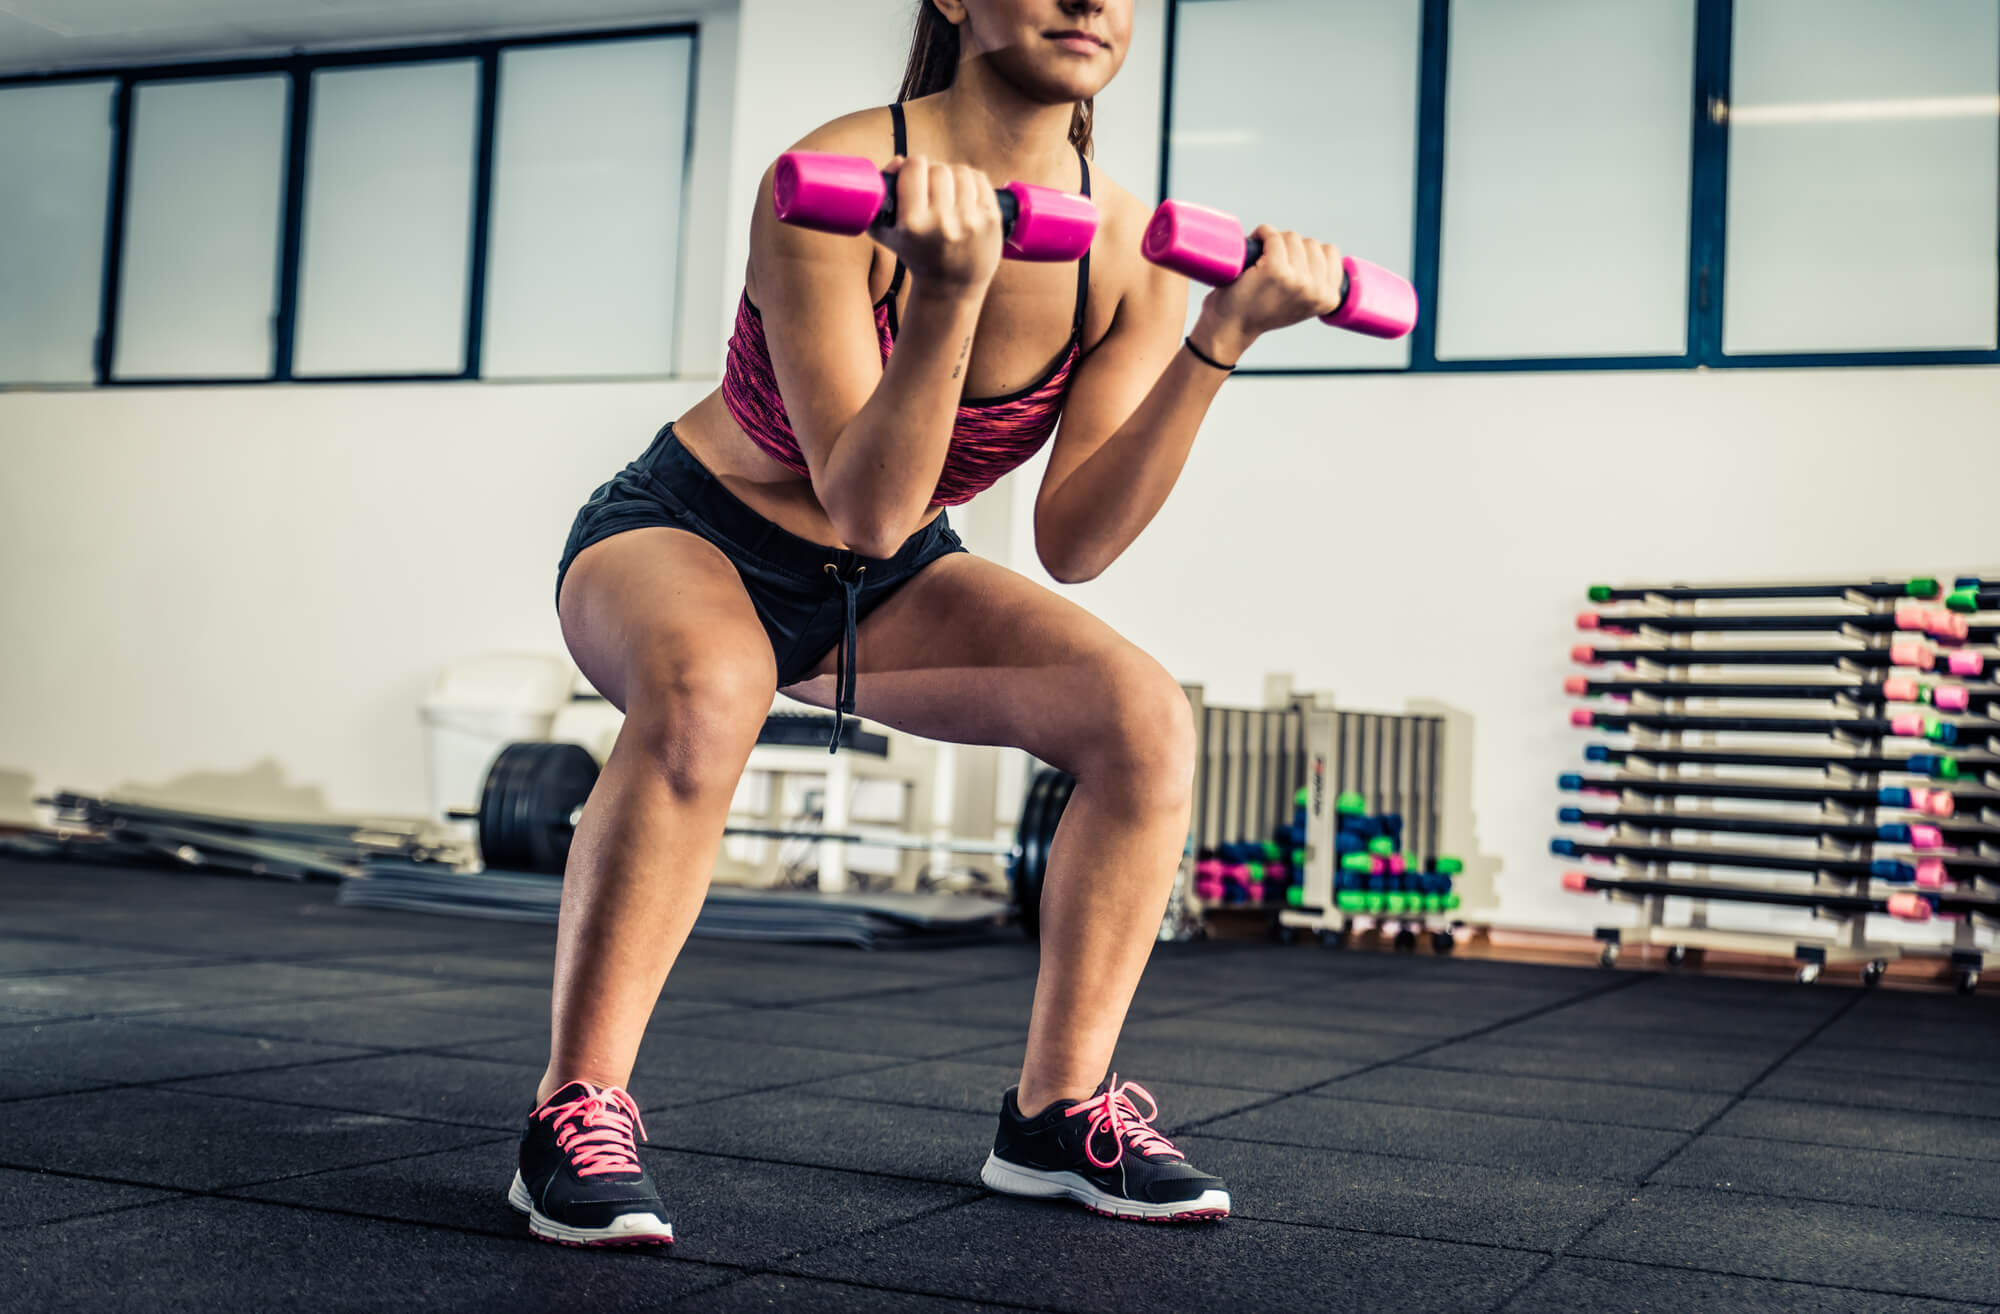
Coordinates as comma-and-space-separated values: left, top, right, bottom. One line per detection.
873, 154, 1006, 297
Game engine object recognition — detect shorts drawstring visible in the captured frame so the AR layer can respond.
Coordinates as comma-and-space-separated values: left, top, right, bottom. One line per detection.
823, 562, 866, 753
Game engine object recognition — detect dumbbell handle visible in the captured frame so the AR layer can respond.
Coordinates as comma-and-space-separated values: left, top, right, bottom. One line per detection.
1238, 235, 1350, 310
867, 171, 1025, 237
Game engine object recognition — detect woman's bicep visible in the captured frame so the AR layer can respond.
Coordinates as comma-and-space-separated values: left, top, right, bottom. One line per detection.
747, 162, 885, 481
1036, 258, 1187, 513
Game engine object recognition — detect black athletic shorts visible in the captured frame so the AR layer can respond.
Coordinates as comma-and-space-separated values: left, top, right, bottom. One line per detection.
555, 423, 967, 749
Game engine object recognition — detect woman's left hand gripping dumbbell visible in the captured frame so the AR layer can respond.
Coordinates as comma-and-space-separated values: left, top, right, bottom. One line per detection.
1189, 225, 1350, 366
1142, 199, 1418, 364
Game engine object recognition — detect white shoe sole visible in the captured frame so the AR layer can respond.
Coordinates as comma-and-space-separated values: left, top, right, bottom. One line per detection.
979, 1152, 1230, 1222
508, 1170, 674, 1246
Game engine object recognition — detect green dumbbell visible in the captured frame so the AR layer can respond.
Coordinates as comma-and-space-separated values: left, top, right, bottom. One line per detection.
1337, 791, 1367, 816
1435, 856, 1463, 876
1369, 836, 1396, 856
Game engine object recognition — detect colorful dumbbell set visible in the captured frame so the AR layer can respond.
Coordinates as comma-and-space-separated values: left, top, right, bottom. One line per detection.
1191, 787, 1462, 917
1193, 843, 1299, 906
1331, 797, 1462, 916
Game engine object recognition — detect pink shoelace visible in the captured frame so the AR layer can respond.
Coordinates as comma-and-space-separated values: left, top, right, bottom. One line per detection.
537, 1081, 649, 1178
1064, 1077, 1187, 1170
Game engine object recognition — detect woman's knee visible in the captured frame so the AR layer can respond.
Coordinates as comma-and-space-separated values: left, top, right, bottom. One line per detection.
1078, 649, 1196, 803
620, 658, 775, 800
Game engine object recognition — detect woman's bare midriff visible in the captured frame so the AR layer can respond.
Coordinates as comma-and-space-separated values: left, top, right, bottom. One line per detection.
671, 389, 945, 556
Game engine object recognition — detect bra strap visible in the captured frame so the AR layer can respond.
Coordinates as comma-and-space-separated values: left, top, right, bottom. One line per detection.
1072, 147, 1092, 337
885, 103, 910, 338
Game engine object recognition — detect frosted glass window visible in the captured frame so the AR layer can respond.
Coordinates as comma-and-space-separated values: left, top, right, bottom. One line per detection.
1437, 0, 1695, 359
1165, 0, 1421, 370
294, 59, 479, 377
113, 75, 288, 379
1724, 0, 1999, 354
0, 81, 115, 384
482, 37, 691, 378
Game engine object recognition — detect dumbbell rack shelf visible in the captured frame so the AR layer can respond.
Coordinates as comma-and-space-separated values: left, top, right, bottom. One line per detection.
1560, 575, 1998, 992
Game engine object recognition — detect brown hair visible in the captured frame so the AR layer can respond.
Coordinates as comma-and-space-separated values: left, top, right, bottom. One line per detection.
897, 1, 1094, 157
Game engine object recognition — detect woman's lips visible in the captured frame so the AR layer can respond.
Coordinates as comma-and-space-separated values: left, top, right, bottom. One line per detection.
1048, 32, 1104, 54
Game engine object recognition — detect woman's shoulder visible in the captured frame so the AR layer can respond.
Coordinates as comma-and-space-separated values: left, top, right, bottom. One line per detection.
1078, 162, 1164, 308
775, 108, 899, 171
1082, 162, 1147, 256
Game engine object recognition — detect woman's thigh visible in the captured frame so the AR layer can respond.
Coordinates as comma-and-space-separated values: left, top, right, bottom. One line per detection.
782, 553, 1192, 781
559, 527, 778, 755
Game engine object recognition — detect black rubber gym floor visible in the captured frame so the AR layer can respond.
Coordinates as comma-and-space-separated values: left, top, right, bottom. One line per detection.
4, 857, 1997, 1313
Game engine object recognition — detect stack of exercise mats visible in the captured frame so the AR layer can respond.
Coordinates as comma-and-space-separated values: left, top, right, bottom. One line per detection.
1182, 679, 1463, 952
1556, 574, 2000, 993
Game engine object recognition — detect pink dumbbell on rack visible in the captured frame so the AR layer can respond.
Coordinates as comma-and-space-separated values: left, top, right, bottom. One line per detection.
772, 151, 1097, 262
1140, 199, 1419, 339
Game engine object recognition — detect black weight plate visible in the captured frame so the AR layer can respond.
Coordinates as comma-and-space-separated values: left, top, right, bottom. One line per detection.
525, 743, 600, 874
1014, 768, 1075, 942
1012, 769, 1056, 940
476, 744, 519, 870
479, 742, 563, 873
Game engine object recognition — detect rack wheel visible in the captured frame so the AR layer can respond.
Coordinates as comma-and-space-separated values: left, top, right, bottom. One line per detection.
1958, 970, 1980, 996
1796, 962, 1822, 985
1431, 930, 1455, 955
1861, 960, 1886, 989
1273, 922, 1300, 947
1599, 943, 1620, 969
1393, 928, 1418, 953
1665, 945, 1687, 968
1317, 928, 1346, 950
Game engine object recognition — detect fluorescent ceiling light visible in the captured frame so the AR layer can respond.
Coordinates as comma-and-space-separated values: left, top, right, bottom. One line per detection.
1728, 94, 2000, 125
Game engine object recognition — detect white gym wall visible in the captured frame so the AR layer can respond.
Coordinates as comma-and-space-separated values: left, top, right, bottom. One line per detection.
1, 0, 1996, 937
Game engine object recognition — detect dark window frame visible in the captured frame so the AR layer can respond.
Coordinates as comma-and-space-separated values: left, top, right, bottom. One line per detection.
0, 21, 700, 388
1160, 0, 2000, 375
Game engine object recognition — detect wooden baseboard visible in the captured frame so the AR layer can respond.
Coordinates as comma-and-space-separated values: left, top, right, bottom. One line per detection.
1197, 908, 1979, 994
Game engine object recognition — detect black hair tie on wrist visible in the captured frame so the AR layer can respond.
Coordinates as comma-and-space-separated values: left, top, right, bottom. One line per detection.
1184, 336, 1237, 373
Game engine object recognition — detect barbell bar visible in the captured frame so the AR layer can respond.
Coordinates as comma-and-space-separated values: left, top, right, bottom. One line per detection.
456, 742, 1071, 938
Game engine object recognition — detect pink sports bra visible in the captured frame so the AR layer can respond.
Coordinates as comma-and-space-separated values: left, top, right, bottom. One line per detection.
720, 102, 1090, 507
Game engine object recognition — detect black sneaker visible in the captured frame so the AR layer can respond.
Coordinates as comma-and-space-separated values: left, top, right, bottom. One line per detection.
980, 1076, 1231, 1222
508, 1079, 674, 1246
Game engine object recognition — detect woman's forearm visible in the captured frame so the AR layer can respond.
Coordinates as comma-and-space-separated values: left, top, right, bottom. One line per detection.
818, 283, 986, 555
1038, 312, 1249, 582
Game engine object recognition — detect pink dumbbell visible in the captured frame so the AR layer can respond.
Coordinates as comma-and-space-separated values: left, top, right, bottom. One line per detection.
1933, 684, 1972, 712
1886, 892, 1932, 922
772, 151, 1096, 262
1140, 199, 1418, 339
1890, 636, 1935, 671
